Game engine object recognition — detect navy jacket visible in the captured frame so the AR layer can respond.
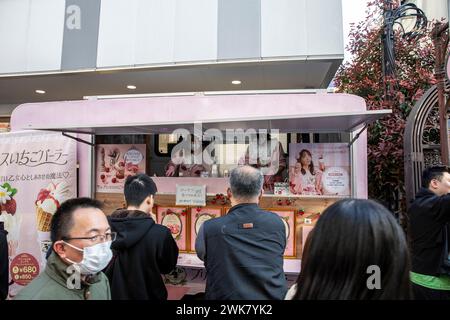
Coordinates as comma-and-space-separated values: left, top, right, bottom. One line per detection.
196, 203, 287, 300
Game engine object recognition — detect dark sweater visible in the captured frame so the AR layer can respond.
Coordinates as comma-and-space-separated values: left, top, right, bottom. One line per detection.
408, 188, 450, 276
105, 210, 179, 300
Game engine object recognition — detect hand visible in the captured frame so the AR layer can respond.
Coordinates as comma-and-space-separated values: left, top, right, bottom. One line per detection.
166, 165, 176, 177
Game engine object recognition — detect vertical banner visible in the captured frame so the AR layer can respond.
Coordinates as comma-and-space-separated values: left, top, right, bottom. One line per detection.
289, 143, 350, 196
0, 132, 77, 298
96, 144, 146, 193
61, 0, 101, 70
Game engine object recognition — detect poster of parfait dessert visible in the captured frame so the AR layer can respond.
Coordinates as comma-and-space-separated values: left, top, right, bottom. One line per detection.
288, 143, 351, 196
96, 144, 146, 193
0, 131, 77, 298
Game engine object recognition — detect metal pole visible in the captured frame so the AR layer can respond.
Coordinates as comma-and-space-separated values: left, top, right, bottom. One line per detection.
431, 22, 450, 165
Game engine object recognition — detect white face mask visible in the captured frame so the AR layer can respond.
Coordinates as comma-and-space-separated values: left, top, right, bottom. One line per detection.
63, 241, 113, 275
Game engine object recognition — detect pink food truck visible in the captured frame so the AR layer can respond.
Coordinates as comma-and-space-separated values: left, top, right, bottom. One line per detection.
2, 91, 390, 298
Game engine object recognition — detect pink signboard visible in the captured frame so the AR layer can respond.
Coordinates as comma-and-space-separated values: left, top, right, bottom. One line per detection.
0, 132, 77, 298
189, 207, 222, 253
157, 206, 188, 252
289, 143, 350, 196
270, 209, 296, 258
96, 144, 146, 193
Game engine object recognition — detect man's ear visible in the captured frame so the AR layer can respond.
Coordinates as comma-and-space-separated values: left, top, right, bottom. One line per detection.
226, 188, 232, 200
147, 195, 154, 208
53, 241, 67, 259
430, 179, 440, 190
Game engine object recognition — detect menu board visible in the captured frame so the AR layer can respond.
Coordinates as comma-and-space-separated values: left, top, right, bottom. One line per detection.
157, 206, 188, 252
189, 207, 222, 252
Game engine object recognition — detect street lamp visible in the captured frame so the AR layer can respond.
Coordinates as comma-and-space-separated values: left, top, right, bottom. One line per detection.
382, 0, 428, 79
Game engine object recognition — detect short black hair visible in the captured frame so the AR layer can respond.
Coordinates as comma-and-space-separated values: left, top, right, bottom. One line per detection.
421, 165, 450, 188
50, 197, 103, 243
124, 174, 157, 207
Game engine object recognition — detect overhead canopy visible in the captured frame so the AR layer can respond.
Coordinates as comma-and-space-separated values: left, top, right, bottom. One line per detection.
28, 110, 391, 135
11, 92, 391, 135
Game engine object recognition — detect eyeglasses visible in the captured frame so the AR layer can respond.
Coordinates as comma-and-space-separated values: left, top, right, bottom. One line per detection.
62, 232, 117, 243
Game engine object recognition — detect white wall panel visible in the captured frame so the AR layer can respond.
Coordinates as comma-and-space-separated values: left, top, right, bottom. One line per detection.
306, 0, 343, 56
27, 0, 65, 72
173, 0, 218, 62
135, 0, 175, 65
96, 0, 138, 67
261, 0, 307, 58
0, 0, 30, 73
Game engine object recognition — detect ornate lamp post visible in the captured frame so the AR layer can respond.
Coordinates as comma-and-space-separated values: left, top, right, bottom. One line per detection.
382, 0, 427, 88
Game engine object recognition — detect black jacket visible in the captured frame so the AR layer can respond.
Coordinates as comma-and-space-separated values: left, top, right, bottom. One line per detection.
408, 188, 450, 276
105, 210, 179, 300
0, 229, 8, 300
196, 203, 287, 300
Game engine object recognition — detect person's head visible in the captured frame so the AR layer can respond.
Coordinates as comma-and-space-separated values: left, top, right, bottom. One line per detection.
298, 149, 314, 175
51, 198, 113, 273
421, 165, 450, 196
294, 199, 411, 300
227, 166, 264, 205
124, 174, 157, 213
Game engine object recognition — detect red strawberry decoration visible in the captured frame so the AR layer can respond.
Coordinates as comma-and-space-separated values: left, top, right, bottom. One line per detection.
37, 189, 50, 202
4, 199, 16, 215
111, 178, 117, 183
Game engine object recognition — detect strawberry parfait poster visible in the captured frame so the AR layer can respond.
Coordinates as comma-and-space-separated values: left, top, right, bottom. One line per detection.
0, 131, 77, 298
96, 144, 146, 193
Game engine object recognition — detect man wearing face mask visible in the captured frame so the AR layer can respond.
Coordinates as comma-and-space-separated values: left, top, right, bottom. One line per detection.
14, 198, 112, 300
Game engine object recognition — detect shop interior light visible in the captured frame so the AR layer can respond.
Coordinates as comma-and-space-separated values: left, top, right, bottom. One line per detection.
127, 85, 137, 90
231, 80, 242, 85
35, 89, 46, 94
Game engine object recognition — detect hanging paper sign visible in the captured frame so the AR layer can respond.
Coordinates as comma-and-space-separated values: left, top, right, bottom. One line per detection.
176, 185, 206, 206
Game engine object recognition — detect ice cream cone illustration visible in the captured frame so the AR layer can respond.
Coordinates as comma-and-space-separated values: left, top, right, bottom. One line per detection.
35, 181, 71, 232
35, 181, 71, 267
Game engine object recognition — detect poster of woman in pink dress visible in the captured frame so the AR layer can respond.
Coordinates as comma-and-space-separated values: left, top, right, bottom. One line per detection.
289, 143, 350, 196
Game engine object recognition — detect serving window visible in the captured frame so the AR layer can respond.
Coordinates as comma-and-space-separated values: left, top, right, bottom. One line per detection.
94, 131, 351, 196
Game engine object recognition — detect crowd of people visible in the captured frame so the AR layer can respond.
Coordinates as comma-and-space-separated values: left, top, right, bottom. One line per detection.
2, 164, 450, 300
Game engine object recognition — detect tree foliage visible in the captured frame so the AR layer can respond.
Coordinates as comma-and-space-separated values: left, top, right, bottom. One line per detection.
335, 0, 436, 210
